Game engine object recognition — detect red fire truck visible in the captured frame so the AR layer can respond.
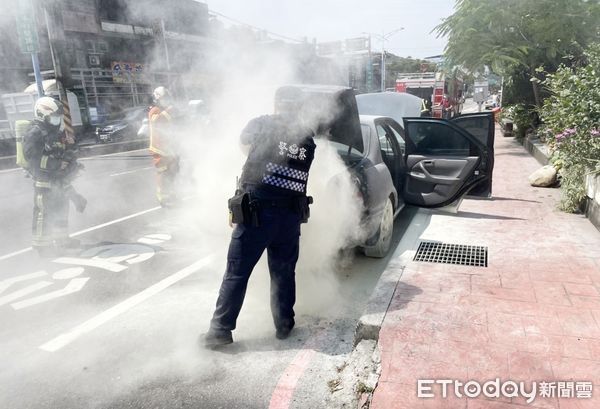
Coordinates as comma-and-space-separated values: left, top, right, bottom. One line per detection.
395, 72, 464, 118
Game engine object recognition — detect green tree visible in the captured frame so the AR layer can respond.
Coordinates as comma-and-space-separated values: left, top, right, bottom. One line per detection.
436, 0, 600, 106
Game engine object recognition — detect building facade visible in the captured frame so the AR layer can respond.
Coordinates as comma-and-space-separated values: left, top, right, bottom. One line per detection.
0, 0, 211, 126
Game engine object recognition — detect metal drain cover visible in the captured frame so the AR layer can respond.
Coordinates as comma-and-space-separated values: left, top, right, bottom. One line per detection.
414, 241, 488, 267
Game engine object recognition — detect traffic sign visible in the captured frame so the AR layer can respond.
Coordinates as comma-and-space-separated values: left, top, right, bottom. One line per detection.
366, 59, 374, 92
16, 0, 39, 54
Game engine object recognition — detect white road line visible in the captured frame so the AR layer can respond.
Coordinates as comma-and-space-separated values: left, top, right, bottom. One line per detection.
0, 281, 53, 306
0, 247, 33, 262
110, 166, 153, 177
0, 206, 161, 262
70, 206, 161, 237
0, 167, 22, 174
39, 255, 214, 352
53, 257, 128, 272
12, 277, 90, 310
0, 270, 47, 294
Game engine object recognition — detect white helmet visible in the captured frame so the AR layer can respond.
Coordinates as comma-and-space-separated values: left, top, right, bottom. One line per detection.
34, 97, 64, 127
153, 86, 171, 107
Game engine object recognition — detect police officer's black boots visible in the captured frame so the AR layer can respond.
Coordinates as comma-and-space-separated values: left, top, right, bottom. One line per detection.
275, 320, 295, 340
275, 327, 292, 340
203, 329, 233, 348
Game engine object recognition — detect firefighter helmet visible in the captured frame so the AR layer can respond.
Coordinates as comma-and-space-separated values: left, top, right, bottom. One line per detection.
34, 97, 64, 127
153, 86, 172, 107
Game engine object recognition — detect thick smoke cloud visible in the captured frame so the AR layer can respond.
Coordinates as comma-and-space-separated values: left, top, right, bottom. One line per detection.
141, 13, 370, 337
0, 0, 368, 399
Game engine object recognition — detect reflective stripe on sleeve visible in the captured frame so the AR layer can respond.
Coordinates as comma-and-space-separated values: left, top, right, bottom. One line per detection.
40, 155, 49, 169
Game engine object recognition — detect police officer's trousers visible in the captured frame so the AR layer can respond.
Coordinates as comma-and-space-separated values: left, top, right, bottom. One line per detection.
32, 181, 69, 249
210, 206, 301, 332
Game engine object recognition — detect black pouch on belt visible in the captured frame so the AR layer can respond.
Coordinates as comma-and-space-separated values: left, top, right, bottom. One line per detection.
297, 196, 313, 223
228, 191, 250, 225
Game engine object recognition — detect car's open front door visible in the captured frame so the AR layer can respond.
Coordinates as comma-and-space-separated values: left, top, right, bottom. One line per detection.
401, 117, 492, 208
451, 112, 495, 197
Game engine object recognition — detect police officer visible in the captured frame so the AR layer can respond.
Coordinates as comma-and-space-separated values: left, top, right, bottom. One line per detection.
149, 86, 180, 207
203, 87, 316, 347
23, 97, 86, 257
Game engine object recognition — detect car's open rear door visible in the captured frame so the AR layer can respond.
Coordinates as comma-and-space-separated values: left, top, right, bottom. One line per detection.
451, 112, 495, 197
401, 116, 493, 208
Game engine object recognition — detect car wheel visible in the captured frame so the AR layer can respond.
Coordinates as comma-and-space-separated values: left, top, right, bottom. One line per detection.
364, 198, 394, 258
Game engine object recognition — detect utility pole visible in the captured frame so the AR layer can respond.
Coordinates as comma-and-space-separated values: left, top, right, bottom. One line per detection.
380, 32, 385, 92
366, 35, 372, 92
363, 28, 404, 92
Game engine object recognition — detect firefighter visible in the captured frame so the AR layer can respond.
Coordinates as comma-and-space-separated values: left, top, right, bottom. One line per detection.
420, 98, 432, 117
23, 97, 86, 257
203, 87, 316, 348
149, 86, 180, 207
442, 94, 453, 119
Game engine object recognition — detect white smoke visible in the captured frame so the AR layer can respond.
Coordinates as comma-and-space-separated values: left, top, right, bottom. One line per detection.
167, 29, 368, 328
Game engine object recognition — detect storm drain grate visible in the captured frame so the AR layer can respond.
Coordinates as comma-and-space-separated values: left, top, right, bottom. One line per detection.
413, 241, 488, 267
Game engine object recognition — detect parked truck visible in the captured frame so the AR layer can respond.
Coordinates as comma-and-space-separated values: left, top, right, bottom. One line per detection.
395, 71, 464, 119
0, 86, 83, 142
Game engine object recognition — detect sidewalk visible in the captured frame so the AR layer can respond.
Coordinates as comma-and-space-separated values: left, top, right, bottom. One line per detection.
371, 131, 600, 408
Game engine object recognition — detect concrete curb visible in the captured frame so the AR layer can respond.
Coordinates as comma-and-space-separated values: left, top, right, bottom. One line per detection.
353, 209, 431, 347
522, 135, 550, 166
0, 139, 148, 171
585, 173, 600, 232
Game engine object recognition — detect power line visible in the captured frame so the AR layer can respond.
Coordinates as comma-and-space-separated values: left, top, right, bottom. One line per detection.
208, 9, 304, 44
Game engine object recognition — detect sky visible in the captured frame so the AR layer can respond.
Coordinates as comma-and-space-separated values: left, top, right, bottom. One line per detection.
205, 0, 456, 59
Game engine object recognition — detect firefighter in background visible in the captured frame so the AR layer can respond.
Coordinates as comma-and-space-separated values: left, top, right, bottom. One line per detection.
442, 94, 453, 119
149, 86, 180, 207
203, 87, 316, 348
23, 97, 87, 257
420, 97, 432, 117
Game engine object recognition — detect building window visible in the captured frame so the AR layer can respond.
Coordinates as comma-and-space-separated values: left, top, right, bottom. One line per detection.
98, 0, 128, 23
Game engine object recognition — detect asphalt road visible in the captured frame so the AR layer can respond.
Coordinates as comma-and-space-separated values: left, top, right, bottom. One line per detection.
0, 149, 418, 409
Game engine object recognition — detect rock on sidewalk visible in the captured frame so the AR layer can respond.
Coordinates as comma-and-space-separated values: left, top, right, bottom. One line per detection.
529, 165, 557, 187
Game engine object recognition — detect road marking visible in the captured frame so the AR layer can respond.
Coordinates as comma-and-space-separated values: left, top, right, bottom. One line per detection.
268, 328, 330, 409
138, 233, 172, 245
0, 206, 162, 262
12, 277, 90, 310
39, 255, 214, 352
110, 166, 153, 177
52, 267, 85, 280
0, 167, 22, 174
269, 349, 316, 409
69, 206, 161, 237
0, 281, 53, 306
79, 243, 156, 265
0, 247, 34, 262
53, 257, 128, 273
79, 148, 148, 160
0, 270, 47, 294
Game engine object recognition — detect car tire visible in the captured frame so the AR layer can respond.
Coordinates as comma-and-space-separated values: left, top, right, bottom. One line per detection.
364, 198, 394, 258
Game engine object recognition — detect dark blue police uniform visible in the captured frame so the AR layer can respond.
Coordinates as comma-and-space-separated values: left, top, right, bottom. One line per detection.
209, 114, 316, 338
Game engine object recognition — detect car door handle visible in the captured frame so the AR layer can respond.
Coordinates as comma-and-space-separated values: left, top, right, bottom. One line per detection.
422, 160, 434, 166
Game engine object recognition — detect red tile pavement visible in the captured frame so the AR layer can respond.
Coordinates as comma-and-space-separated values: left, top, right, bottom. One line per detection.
371, 130, 600, 409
